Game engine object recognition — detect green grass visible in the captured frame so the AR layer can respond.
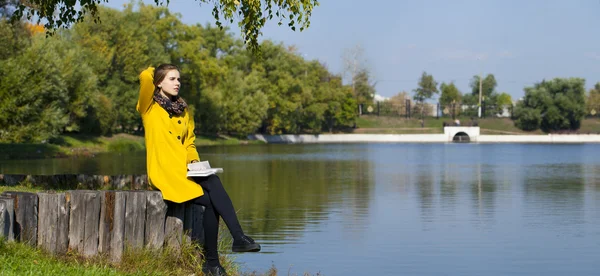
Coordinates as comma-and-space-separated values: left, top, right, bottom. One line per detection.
0, 238, 243, 276
196, 134, 265, 146
355, 115, 600, 135
0, 133, 261, 160
107, 138, 145, 153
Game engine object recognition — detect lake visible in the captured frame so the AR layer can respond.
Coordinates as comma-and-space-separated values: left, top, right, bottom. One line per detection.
1, 143, 599, 275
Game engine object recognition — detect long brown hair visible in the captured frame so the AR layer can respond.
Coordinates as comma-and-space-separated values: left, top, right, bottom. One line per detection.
153, 64, 180, 95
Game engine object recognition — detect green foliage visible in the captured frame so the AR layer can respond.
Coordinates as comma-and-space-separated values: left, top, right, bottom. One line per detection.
0, 35, 69, 143
353, 69, 376, 105
496, 92, 513, 106
514, 106, 542, 131
439, 82, 462, 106
413, 71, 438, 103
470, 74, 497, 99
1, 4, 355, 141
107, 138, 145, 153
10, 0, 319, 54
514, 78, 586, 132
586, 82, 600, 116
413, 71, 438, 119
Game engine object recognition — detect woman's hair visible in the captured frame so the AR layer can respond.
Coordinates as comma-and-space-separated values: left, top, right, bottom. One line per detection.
153, 64, 180, 94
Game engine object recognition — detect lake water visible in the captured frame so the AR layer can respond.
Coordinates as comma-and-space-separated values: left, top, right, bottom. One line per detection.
2, 143, 600, 275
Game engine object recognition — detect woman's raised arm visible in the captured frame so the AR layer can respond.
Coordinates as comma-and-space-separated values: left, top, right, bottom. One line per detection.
136, 67, 155, 115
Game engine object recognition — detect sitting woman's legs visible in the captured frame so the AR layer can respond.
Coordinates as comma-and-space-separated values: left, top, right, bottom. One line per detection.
195, 175, 243, 239
193, 175, 261, 252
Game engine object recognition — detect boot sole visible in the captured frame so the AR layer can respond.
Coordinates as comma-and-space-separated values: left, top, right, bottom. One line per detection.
232, 244, 261, 252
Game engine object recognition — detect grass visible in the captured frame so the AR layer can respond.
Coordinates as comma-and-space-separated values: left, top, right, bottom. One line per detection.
0, 237, 240, 276
354, 115, 600, 135
0, 133, 263, 160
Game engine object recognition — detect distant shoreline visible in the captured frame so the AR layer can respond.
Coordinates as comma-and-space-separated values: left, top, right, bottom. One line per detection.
248, 133, 600, 144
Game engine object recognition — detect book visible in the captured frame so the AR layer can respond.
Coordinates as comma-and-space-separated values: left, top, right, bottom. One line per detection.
187, 161, 223, 177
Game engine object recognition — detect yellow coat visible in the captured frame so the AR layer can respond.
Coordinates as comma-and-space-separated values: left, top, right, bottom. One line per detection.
136, 67, 204, 203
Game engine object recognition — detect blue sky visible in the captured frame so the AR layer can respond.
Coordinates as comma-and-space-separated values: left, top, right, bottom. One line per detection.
105, 0, 600, 100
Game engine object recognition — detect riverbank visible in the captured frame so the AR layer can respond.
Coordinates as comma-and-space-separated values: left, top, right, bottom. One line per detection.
0, 133, 264, 159
248, 132, 600, 144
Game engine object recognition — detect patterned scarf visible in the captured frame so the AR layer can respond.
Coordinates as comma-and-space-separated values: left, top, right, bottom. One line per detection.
153, 91, 188, 116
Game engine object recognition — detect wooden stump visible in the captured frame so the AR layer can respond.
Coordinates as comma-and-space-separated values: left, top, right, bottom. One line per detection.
99, 191, 127, 262
1, 192, 38, 246
2, 175, 26, 186
76, 175, 105, 190
37, 192, 69, 254
68, 190, 100, 257
27, 175, 79, 190
124, 191, 147, 250
145, 191, 167, 249
164, 202, 185, 250
110, 175, 131, 190
184, 202, 205, 245
0, 196, 15, 241
133, 175, 149, 190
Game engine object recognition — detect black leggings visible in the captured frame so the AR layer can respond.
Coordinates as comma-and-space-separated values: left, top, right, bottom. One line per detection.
191, 175, 244, 266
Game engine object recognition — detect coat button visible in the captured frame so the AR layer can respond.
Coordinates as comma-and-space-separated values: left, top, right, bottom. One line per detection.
169, 131, 172, 134
178, 120, 181, 124
177, 136, 181, 140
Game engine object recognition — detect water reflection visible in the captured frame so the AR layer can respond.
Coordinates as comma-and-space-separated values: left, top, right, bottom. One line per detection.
2, 144, 600, 275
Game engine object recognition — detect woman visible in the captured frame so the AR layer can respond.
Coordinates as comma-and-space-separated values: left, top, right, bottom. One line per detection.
137, 64, 260, 276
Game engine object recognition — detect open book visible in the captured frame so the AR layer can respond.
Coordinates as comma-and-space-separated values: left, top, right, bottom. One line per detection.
187, 161, 223, 177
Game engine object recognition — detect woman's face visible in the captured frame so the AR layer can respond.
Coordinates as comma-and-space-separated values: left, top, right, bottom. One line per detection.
158, 70, 181, 97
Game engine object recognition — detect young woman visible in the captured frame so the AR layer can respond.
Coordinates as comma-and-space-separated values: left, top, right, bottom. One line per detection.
137, 64, 260, 276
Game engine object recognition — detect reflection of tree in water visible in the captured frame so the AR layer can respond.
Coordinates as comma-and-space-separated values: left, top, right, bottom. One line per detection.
220, 156, 374, 244
521, 164, 586, 233
416, 165, 435, 230
469, 163, 497, 230
440, 163, 460, 211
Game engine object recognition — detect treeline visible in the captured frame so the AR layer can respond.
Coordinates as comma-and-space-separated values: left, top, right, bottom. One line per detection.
386, 71, 600, 133
0, 4, 358, 143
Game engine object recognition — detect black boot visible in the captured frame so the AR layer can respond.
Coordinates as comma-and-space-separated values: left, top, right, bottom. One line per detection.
202, 264, 228, 276
232, 235, 261, 252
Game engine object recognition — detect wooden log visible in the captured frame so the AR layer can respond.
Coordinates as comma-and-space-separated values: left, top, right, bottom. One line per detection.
37, 192, 69, 254
164, 201, 185, 250
99, 191, 127, 262
68, 190, 101, 257
0, 196, 15, 241
26, 175, 79, 190
2, 175, 26, 186
133, 175, 149, 190
124, 191, 147, 250
1, 192, 38, 246
145, 191, 167, 250
112, 175, 132, 190
76, 175, 105, 190
184, 202, 205, 245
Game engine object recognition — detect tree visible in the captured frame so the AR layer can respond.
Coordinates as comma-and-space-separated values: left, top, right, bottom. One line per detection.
470, 74, 497, 99
439, 82, 461, 118
586, 82, 600, 116
10, 0, 319, 53
439, 82, 461, 106
0, 36, 69, 142
352, 68, 376, 105
413, 71, 438, 118
514, 78, 586, 132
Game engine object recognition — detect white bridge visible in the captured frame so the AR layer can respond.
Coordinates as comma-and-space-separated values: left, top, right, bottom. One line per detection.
444, 126, 480, 142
